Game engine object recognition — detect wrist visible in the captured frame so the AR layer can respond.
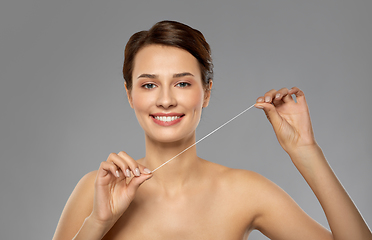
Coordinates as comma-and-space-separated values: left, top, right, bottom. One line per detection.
86, 213, 113, 232
287, 143, 326, 170
286, 144, 331, 188
72, 215, 111, 240
286, 142, 321, 159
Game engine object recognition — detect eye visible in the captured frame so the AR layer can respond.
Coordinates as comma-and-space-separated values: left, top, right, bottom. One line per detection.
176, 82, 191, 88
142, 83, 156, 89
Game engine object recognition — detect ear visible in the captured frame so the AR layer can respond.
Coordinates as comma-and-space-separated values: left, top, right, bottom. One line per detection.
202, 80, 213, 108
124, 82, 134, 108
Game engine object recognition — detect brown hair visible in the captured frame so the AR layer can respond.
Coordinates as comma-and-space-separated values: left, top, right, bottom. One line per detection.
123, 20, 213, 92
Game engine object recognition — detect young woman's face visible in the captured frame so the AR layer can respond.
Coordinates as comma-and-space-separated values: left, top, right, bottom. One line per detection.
127, 45, 211, 143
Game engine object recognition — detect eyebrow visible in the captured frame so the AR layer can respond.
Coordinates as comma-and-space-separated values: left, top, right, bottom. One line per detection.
137, 72, 194, 79
137, 73, 157, 79
173, 72, 194, 78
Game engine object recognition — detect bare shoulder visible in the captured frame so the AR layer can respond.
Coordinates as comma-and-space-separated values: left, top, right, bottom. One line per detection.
225, 168, 281, 193
66, 170, 97, 214
76, 170, 98, 186
216, 166, 331, 238
201, 160, 282, 206
69, 170, 97, 203
220, 167, 294, 208
203, 160, 296, 208
202, 159, 276, 193
53, 170, 97, 240
200, 160, 291, 227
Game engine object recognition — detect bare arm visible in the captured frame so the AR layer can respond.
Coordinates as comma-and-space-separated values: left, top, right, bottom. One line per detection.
52, 171, 99, 240
291, 144, 370, 240
53, 152, 152, 240
254, 87, 372, 240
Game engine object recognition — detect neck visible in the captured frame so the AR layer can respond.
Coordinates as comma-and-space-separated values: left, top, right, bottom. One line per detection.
141, 132, 203, 191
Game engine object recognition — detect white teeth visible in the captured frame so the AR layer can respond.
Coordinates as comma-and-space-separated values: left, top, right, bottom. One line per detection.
154, 116, 181, 122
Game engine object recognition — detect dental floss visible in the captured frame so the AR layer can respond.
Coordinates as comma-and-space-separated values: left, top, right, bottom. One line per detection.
151, 104, 256, 173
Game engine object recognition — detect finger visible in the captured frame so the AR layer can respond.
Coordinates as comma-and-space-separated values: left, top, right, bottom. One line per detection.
255, 95, 265, 109
289, 87, 305, 103
275, 87, 294, 103
258, 102, 283, 130
263, 89, 277, 103
138, 163, 152, 175
273, 88, 289, 105
99, 161, 120, 178
117, 151, 141, 177
126, 174, 153, 198
282, 93, 293, 103
107, 153, 130, 178
256, 96, 264, 103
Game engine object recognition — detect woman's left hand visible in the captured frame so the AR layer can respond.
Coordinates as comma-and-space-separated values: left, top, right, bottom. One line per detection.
255, 87, 317, 155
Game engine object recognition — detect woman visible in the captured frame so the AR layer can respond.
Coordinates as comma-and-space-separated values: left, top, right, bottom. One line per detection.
53, 20, 371, 240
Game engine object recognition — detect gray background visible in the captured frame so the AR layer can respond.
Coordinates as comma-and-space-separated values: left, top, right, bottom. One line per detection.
0, 0, 371, 239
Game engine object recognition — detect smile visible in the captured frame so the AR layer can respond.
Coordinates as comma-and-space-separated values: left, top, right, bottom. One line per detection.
154, 116, 181, 122
150, 113, 185, 126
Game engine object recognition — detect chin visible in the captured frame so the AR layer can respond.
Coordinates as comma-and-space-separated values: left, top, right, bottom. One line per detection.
146, 130, 196, 145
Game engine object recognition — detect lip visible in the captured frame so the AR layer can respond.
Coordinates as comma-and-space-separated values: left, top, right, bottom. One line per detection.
150, 113, 184, 126
151, 112, 184, 117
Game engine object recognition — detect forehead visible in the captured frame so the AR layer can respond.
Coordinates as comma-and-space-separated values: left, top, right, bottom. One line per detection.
132, 45, 201, 78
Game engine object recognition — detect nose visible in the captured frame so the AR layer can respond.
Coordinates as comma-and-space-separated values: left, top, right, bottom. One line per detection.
156, 87, 177, 109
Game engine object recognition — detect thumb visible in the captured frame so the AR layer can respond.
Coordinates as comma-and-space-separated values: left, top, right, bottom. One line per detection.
126, 173, 152, 198
255, 103, 283, 130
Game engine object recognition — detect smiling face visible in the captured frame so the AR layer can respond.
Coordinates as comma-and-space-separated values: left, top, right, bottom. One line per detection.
126, 44, 212, 143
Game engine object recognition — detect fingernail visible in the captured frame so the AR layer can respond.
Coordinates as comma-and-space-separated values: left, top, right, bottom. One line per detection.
265, 96, 271, 102
125, 169, 131, 178
255, 105, 264, 109
144, 168, 152, 174
275, 93, 280, 99
135, 168, 141, 176
115, 170, 120, 178
257, 98, 264, 103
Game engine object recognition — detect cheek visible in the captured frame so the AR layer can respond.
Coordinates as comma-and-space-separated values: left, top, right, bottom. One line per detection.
131, 92, 153, 113
185, 89, 204, 111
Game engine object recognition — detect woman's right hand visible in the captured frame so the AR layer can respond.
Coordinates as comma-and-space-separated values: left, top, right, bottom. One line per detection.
89, 151, 152, 229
